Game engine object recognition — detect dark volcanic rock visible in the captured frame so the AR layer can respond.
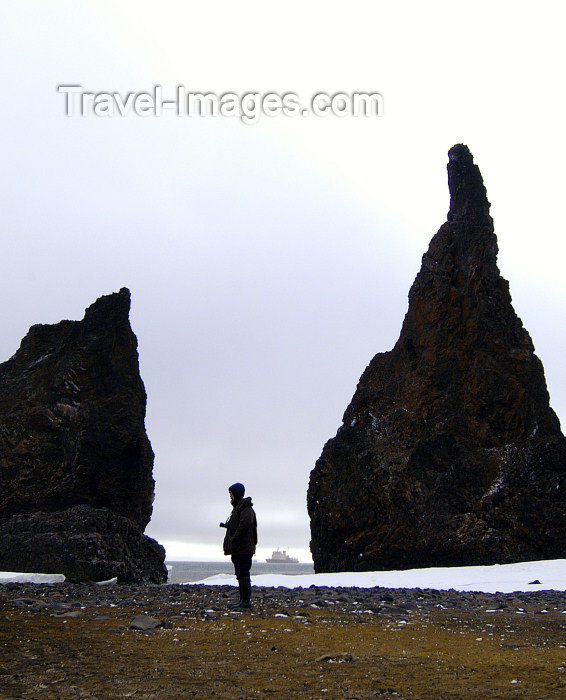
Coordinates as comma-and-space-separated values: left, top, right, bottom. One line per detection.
0, 505, 166, 583
308, 145, 566, 573
0, 289, 167, 583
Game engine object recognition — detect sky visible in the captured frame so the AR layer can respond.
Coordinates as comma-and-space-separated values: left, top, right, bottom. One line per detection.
1, 1, 565, 564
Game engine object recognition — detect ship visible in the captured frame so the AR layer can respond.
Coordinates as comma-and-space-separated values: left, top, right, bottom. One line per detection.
265, 548, 299, 564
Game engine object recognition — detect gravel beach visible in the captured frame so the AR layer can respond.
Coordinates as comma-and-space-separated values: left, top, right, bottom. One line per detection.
2, 582, 566, 698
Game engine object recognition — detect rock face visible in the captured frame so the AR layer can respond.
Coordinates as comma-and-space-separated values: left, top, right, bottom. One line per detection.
308, 145, 566, 573
0, 288, 167, 582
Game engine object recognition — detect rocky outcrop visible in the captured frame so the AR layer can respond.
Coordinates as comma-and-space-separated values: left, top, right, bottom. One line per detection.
308, 145, 566, 573
0, 288, 167, 582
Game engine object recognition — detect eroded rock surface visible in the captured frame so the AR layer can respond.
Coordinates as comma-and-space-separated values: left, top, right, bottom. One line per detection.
0, 288, 166, 582
308, 145, 566, 573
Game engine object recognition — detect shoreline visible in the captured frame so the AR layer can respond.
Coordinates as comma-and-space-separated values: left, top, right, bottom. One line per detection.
4, 578, 566, 611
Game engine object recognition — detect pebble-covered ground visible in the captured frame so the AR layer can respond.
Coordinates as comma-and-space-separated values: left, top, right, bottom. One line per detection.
1, 582, 566, 698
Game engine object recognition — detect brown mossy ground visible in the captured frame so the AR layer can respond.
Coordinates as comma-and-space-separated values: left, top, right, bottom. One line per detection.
1, 585, 566, 698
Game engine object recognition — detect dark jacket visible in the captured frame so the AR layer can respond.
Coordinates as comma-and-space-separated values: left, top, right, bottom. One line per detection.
223, 497, 257, 556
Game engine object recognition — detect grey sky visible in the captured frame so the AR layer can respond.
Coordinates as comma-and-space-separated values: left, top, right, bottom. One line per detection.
2, 1, 565, 561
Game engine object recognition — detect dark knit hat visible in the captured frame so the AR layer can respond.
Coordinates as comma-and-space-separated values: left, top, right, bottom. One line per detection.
229, 482, 245, 504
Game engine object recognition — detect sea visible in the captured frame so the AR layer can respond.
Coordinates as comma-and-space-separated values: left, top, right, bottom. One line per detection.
166, 560, 314, 584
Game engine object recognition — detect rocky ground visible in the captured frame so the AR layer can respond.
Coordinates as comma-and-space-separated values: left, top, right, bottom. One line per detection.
1, 582, 566, 698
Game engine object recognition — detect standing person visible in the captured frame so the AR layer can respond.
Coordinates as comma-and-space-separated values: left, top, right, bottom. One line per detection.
219, 482, 257, 609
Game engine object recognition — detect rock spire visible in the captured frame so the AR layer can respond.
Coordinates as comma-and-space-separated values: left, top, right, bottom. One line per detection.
0, 289, 167, 582
307, 145, 566, 573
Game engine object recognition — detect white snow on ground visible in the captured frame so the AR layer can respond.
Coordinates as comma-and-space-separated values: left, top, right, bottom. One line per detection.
0, 572, 65, 584
189, 559, 566, 594
2, 559, 565, 594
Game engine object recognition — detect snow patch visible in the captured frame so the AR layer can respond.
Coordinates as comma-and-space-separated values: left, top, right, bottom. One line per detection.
189, 559, 566, 594
0, 571, 65, 584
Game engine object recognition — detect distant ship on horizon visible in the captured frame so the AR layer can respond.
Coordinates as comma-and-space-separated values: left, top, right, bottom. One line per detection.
265, 548, 299, 564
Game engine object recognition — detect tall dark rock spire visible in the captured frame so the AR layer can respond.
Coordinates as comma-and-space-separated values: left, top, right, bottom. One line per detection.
307, 146, 566, 573
0, 289, 167, 582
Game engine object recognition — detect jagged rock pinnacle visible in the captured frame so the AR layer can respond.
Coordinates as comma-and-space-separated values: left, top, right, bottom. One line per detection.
307, 146, 566, 574
0, 290, 167, 582
447, 144, 492, 226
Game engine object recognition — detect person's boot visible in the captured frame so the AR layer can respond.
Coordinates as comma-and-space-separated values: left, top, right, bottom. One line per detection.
243, 577, 252, 608
232, 576, 251, 609
228, 579, 244, 608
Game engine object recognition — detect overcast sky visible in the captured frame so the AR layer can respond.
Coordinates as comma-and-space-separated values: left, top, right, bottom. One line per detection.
2, 1, 565, 562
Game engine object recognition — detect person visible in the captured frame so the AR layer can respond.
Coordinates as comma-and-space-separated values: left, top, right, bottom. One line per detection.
219, 482, 257, 609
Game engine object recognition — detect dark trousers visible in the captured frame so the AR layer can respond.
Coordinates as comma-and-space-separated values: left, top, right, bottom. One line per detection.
231, 553, 252, 602
231, 552, 252, 579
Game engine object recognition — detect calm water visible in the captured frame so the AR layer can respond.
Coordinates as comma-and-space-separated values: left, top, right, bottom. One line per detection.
166, 560, 314, 584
